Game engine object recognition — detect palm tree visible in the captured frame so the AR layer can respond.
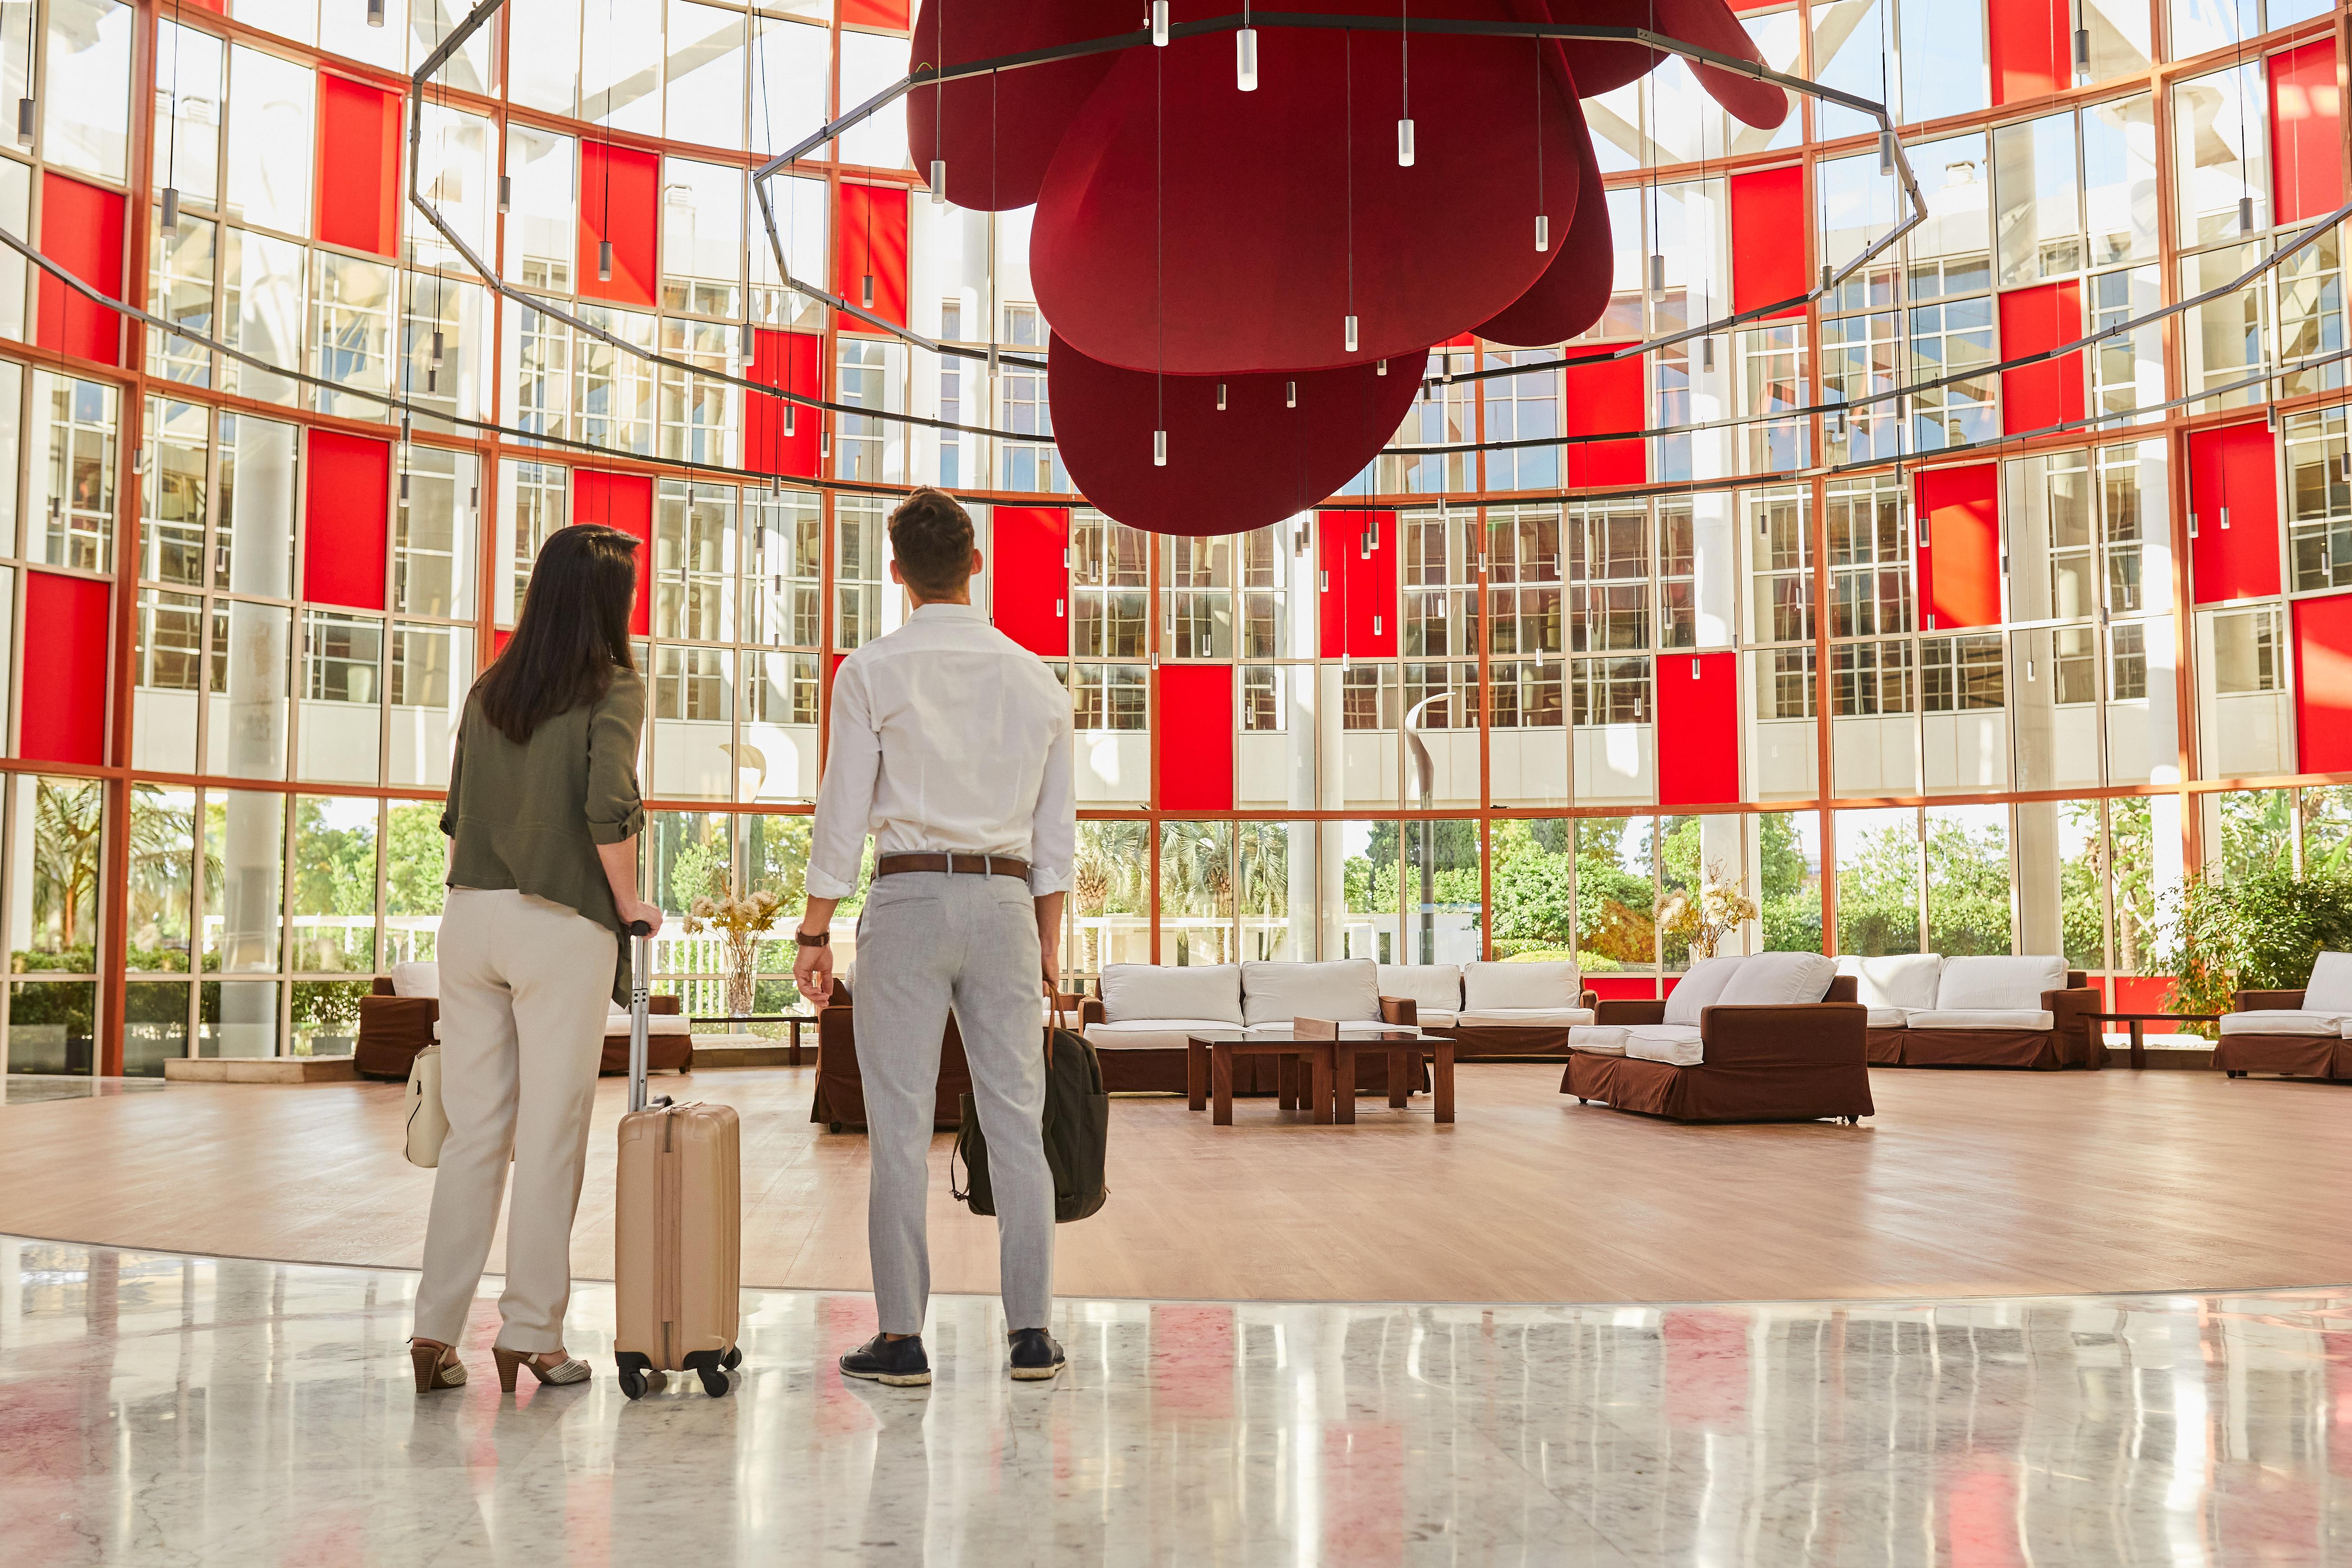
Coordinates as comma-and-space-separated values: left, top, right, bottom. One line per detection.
1072, 821, 1150, 972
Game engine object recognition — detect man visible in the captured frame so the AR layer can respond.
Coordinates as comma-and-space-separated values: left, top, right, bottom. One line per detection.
793, 488, 1074, 1387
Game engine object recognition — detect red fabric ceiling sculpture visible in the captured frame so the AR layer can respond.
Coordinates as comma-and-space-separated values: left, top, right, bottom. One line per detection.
909, 0, 1788, 536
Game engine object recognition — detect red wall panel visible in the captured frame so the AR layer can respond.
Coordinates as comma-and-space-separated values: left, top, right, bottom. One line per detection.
838, 182, 910, 329
745, 329, 824, 478
1319, 511, 1397, 658
840, 0, 909, 26
1989, 0, 2068, 104
1563, 352, 1646, 489
2270, 41, 2345, 227
1916, 464, 2002, 630
35, 174, 126, 366
1997, 281, 2085, 434
1588, 975, 1661, 1000
991, 506, 1070, 657
301, 431, 391, 610
2293, 593, 2352, 775
315, 73, 402, 258
1158, 665, 1235, 811
573, 470, 655, 635
1729, 166, 1807, 320
19, 571, 112, 766
2187, 422, 2279, 604
1656, 651, 1739, 805
578, 141, 660, 308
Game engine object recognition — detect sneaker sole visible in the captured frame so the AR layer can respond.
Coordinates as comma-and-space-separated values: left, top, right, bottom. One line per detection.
1009, 1362, 1065, 1381
840, 1365, 933, 1387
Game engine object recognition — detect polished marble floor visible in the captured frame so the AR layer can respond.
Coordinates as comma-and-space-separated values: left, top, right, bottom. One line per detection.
0, 1235, 2346, 1565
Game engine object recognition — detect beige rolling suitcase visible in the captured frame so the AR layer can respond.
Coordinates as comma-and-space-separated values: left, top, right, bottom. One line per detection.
613, 923, 742, 1399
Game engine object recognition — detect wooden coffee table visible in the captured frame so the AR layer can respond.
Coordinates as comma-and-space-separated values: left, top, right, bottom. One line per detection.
1185, 1028, 1449, 1125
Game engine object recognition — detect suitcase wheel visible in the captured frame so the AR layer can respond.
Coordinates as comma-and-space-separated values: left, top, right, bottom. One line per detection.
698, 1363, 731, 1397
721, 1346, 743, 1371
617, 1352, 653, 1401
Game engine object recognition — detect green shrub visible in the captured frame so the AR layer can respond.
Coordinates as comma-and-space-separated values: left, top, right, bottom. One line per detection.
2156, 867, 2352, 1032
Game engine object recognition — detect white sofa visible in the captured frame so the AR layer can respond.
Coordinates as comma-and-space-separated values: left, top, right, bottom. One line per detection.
1373, 960, 1595, 1055
1837, 953, 2097, 1069
1567, 952, 1840, 1067
2214, 952, 2352, 1079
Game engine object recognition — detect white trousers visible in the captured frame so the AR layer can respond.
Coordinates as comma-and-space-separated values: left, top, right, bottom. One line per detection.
413, 888, 618, 1352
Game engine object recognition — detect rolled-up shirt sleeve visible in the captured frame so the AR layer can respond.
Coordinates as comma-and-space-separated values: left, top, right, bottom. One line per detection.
1027, 701, 1075, 896
807, 657, 879, 899
585, 670, 648, 845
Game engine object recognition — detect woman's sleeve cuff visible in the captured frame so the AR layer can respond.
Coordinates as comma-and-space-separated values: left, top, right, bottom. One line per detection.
588, 804, 647, 844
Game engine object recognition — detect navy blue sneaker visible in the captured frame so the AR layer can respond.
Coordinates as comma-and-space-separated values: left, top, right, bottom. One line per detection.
839, 1334, 931, 1387
1008, 1327, 1066, 1381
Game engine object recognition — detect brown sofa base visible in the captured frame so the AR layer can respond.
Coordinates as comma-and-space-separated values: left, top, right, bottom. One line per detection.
1868, 1027, 2096, 1071
354, 991, 691, 1079
1091, 1046, 1423, 1097
2211, 1034, 2350, 1079
1432, 1024, 1574, 1059
1562, 1052, 1872, 1124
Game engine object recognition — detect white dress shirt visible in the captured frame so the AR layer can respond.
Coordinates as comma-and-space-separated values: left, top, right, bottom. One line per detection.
807, 602, 1076, 899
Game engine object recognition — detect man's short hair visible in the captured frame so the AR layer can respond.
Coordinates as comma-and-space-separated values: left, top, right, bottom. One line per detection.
888, 488, 977, 596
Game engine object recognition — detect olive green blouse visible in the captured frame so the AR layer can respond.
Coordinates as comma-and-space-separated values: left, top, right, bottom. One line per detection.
439, 667, 647, 1003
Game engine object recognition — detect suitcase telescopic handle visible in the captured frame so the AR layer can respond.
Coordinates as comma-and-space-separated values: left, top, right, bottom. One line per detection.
627, 921, 653, 1113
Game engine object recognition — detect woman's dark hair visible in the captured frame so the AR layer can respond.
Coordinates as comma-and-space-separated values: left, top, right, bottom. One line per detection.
473, 524, 639, 744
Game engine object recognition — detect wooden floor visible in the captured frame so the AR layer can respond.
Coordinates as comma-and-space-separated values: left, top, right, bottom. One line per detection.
1, 1065, 2345, 1303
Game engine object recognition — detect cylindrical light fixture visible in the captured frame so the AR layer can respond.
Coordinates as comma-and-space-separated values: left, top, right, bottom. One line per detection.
15, 98, 32, 146
739, 321, 752, 357
1820, 264, 1834, 292
1153, 429, 1167, 466
1648, 253, 1665, 296
1375, 359, 1388, 376
1878, 131, 1895, 175
498, 174, 512, 212
929, 158, 946, 205
160, 187, 180, 235
1236, 28, 1258, 90
398, 469, 410, 505
430, 329, 444, 369
367, 0, 385, 26
1535, 214, 1549, 252
784, 404, 797, 437
1216, 383, 1227, 411
1150, 0, 1168, 46
599, 240, 614, 282
1396, 118, 1415, 167
2239, 194, 2255, 234
2073, 25, 2090, 71
1345, 314, 1358, 354
1285, 380, 1297, 409
821, 429, 832, 458
1701, 336, 1716, 373
862, 273, 875, 308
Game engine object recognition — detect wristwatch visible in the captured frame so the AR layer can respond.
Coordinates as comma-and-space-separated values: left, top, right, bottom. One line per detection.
794, 930, 830, 948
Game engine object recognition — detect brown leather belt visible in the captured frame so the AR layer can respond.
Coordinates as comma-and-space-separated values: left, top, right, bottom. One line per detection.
875, 853, 1031, 881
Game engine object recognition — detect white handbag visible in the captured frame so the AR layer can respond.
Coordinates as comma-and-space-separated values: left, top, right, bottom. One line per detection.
404, 1044, 448, 1168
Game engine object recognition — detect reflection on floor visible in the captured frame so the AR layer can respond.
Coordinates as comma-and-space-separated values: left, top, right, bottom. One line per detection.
0, 1075, 167, 1106
2, 1236, 2345, 1565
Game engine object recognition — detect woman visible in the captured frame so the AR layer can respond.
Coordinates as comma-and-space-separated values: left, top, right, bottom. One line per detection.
409, 524, 665, 1395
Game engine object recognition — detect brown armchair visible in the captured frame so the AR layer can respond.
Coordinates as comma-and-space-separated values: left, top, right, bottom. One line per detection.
811, 978, 1062, 1131
354, 976, 689, 1080
1564, 975, 1872, 1123
2215, 986, 2349, 1079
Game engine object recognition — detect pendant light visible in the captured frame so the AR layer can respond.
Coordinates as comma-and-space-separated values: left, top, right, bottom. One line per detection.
1150, 0, 1168, 46
1236, 29, 1258, 90
498, 174, 512, 212
1286, 381, 1297, 409
599, 240, 614, 282
1396, 0, 1413, 166
1345, 315, 1358, 354
367, 0, 385, 26
14, 98, 31, 147
1154, 430, 1167, 466
161, 187, 180, 235
1536, 215, 1548, 252
930, 159, 946, 206
1531, 40, 1546, 251
1216, 383, 1227, 411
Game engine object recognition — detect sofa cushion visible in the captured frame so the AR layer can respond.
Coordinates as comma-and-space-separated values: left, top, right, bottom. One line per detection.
1715, 951, 1836, 1006
1837, 953, 1944, 1013
1377, 963, 1464, 1017
1865, 1006, 1907, 1028
1083, 1019, 1249, 1051
1454, 1007, 1595, 1027
1246, 1020, 1415, 1038
2218, 1009, 2347, 1037
1100, 964, 1244, 1026
2304, 952, 2352, 1011
390, 961, 440, 999
605, 1009, 695, 1037
1662, 956, 1743, 1025
1462, 959, 1581, 1010
1905, 1008, 2055, 1031
1566, 1026, 1627, 1055
1934, 955, 2065, 1011
1241, 959, 1381, 1027
1623, 1025, 1705, 1066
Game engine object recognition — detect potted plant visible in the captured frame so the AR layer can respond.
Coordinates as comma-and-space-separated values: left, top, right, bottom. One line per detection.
684, 888, 787, 1018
